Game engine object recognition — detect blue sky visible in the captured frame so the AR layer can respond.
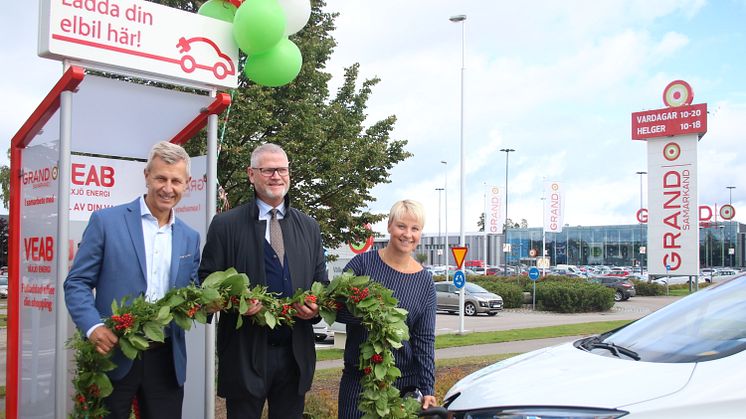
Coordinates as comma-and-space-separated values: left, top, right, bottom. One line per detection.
3, 0, 746, 235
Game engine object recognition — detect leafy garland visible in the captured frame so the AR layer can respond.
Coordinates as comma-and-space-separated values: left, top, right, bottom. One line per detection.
67, 269, 420, 419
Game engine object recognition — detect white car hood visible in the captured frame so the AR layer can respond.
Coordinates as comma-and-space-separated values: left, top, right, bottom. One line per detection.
446, 342, 695, 411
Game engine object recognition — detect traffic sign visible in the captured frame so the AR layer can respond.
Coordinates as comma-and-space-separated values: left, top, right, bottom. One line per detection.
451, 246, 468, 269
453, 270, 466, 289
528, 267, 540, 281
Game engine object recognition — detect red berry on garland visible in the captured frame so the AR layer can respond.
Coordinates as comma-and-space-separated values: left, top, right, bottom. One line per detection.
371, 353, 384, 364
363, 366, 372, 375
305, 294, 317, 304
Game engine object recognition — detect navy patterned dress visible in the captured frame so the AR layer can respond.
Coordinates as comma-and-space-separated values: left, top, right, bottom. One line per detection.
336, 250, 436, 419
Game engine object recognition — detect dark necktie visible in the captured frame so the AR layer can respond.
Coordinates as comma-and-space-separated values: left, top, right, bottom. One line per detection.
270, 209, 284, 266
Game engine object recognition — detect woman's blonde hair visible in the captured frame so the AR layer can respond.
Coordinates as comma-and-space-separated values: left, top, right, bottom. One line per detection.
388, 199, 425, 228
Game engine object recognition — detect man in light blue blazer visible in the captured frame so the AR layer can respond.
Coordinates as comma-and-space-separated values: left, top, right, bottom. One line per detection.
65, 141, 200, 419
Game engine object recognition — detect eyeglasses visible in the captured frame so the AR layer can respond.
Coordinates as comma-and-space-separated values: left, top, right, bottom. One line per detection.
253, 167, 290, 177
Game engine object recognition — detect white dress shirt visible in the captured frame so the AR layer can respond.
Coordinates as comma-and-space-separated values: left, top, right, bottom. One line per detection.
140, 196, 174, 302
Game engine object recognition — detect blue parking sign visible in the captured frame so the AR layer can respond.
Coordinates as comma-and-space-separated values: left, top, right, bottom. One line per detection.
453, 270, 466, 289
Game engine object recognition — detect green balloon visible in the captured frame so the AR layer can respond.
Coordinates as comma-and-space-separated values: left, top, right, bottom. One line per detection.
233, 0, 287, 55
197, 0, 237, 23
244, 38, 302, 87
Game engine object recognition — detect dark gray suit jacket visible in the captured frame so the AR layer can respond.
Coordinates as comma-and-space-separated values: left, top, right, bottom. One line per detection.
199, 195, 327, 398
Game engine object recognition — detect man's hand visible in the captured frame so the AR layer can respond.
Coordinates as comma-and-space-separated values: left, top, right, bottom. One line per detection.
243, 299, 263, 316
292, 300, 319, 320
89, 325, 118, 355
421, 395, 437, 410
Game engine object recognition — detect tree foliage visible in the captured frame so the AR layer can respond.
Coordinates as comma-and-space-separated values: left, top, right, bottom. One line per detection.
155, 0, 410, 250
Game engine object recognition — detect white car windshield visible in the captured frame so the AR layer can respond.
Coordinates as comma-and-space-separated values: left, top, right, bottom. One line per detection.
597, 276, 746, 363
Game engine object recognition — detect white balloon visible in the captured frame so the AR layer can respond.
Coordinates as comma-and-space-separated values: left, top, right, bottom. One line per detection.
277, 0, 311, 36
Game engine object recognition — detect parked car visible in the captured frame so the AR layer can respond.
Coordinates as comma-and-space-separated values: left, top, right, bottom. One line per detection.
435, 282, 503, 316
440, 274, 746, 418
708, 269, 738, 283
313, 318, 332, 342
0, 274, 7, 298
589, 276, 636, 301
651, 275, 705, 286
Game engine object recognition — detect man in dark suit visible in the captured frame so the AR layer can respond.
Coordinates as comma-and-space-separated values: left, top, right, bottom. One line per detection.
64, 141, 201, 419
199, 143, 327, 419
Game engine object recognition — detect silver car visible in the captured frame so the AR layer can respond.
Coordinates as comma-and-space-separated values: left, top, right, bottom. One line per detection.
435, 282, 503, 316
0, 274, 8, 298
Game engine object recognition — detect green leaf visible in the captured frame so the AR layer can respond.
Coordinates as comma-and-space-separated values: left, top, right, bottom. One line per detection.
166, 294, 186, 308
200, 287, 221, 302
128, 335, 149, 351
172, 313, 192, 331
236, 314, 243, 330
142, 321, 164, 342
374, 363, 386, 380
156, 305, 171, 322
239, 297, 249, 314
202, 270, 228, 289
320, 309, 337, 326
194, 310, 207, 324
264, 311, 277, 329
110, 299, 119, 314
93, 373, 114, 397
119, 338, 137, 359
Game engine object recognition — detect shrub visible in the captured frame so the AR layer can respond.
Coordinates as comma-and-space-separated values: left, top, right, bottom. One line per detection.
535, 282, 614, 313
471, 278, 524, 308
633, 280, 665, 296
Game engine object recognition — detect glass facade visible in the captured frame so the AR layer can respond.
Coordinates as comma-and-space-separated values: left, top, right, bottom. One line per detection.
394, 221, 745, 269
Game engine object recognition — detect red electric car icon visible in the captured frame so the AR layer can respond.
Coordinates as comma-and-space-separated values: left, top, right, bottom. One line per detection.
176, 36, 236, 80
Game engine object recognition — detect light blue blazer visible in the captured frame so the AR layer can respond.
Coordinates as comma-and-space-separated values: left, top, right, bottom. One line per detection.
64, 197, 200, 385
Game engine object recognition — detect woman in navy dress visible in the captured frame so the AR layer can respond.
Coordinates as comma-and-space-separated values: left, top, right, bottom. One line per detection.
337, 199, 437, 418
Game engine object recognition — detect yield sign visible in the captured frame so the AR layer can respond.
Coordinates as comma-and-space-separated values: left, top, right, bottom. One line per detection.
451, 246, 468, 269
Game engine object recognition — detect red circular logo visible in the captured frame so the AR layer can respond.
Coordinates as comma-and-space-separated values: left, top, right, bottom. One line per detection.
663, 80, 694, 107
663, 142, 681, 161
720, 204, 736, 220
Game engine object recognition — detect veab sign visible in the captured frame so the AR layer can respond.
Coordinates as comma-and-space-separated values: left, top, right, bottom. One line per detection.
634, 80, 706, 276
39, 0, 239, 88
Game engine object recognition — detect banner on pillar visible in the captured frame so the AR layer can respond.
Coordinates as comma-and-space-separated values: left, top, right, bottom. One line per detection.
544, 181, 563, 233
647, 135, 699, 276
486, 185, 502, 234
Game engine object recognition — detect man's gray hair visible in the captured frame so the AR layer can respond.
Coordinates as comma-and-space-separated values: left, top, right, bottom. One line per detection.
146, 141, 191, 177
251, 143, 288, 167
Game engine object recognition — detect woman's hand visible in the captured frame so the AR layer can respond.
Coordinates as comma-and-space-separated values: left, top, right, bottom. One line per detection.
421, 395, 437, 410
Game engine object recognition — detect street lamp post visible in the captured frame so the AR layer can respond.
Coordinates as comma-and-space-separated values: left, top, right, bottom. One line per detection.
449, 14, 466, 251
727, 186, 736, 266
441, 160, 448, 269
500, 148, 515, 277
636, 171, 647, 274
436, 187, 444, 265
727, 186, 736, 205
449, 13, 466, 335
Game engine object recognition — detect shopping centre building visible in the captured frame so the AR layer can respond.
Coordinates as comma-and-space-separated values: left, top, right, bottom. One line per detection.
372, 221, 746, 269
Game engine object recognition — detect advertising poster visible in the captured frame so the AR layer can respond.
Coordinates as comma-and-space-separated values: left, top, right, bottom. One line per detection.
20, 142, 60, 418
647, 134, 699, 276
